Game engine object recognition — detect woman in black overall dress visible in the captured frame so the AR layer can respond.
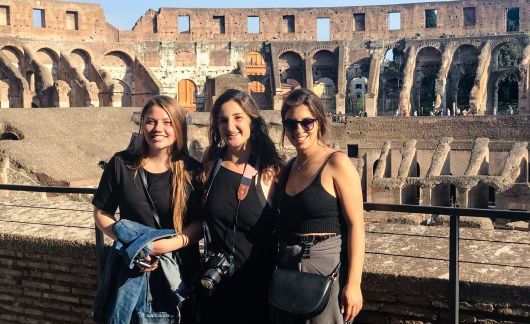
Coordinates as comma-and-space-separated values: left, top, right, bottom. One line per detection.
198, 89, 282, 323
274, 89, 365, 324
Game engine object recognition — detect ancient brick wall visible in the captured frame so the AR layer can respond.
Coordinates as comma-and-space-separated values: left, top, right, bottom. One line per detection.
0, 235, 98, 323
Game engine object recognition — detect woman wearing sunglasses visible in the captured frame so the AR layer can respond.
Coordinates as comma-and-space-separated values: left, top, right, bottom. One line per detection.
274, 89, 365, 323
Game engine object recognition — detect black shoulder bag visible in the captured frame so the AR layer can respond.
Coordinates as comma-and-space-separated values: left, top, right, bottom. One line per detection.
268, 158, 340, 317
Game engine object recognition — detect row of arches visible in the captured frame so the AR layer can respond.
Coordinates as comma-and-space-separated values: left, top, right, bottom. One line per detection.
378, 41, 524, 116
0, 46, 143, 108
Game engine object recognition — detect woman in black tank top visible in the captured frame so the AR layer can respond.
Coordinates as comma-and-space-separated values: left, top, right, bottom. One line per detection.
274, 89, 365, 324
198, 89, 283, 323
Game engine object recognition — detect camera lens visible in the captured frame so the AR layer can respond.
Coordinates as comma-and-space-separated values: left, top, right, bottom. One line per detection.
201, 268, 222, 290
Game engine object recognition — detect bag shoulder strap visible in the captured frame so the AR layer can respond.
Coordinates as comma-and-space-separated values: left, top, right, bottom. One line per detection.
139, 168, 161, 229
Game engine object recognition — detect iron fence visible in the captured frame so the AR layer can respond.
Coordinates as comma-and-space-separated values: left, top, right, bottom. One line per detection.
1, 183, 529, 323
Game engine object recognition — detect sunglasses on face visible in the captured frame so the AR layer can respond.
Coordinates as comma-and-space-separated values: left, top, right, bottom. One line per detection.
282, 118, 317, 132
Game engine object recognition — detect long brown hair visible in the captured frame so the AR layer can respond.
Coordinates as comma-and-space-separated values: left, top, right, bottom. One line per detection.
280, 88, 330, 147
202, 88, 282, 183
134, 95, 191, 233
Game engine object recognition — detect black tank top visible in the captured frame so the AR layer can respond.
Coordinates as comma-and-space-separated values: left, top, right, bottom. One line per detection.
279, 152, 345, 236
204, 165, 275, 270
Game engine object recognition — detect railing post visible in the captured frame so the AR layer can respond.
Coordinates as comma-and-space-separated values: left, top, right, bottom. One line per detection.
449, 212, 460, 323
95, 226, 105, 282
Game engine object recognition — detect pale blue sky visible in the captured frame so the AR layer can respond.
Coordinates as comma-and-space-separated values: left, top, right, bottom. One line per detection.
65, 0, 453, 30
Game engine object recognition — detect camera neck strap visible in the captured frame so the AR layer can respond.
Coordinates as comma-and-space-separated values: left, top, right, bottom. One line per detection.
202, 155, 257, 260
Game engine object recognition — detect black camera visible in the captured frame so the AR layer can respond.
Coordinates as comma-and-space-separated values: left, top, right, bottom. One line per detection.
200, 251, 235, 291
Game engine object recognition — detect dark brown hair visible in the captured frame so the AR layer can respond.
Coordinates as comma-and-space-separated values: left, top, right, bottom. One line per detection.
280, 88, 330, 147
202, 88, 282, 183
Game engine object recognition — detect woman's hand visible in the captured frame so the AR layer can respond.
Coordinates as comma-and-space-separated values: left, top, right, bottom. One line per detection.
340, 283, 363, 322
138, 255, 159, 272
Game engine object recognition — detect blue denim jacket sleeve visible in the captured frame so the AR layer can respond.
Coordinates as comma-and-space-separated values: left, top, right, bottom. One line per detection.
112, 219, 176, 269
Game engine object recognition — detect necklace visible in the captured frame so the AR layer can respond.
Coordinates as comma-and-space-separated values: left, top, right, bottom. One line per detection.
295, 158, 310, 171
225, 159, 246, 168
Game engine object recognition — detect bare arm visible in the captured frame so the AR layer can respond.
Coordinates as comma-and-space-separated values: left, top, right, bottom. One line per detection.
331, 153, 365, 321
150, 219, 204, 254
93, 207, 118, 241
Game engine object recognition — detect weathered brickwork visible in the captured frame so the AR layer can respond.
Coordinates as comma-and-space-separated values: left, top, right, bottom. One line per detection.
0, 0, 528, 116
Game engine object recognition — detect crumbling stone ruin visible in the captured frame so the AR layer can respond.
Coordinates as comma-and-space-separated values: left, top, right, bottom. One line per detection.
0, 0, 528, 116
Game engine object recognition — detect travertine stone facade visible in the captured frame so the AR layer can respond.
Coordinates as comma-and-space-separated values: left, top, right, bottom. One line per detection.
0, 0, 528, 115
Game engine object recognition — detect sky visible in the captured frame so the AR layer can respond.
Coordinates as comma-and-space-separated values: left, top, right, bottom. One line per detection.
65, 0, 454, 30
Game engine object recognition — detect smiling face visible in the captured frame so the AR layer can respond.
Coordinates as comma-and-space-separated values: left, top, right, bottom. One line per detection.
142, 105, 176, 155
216, 100, 252, 152
284, 104, 319, 151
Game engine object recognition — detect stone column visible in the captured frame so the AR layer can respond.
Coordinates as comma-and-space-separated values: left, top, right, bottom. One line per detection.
518, 44, 530, 115
86, 82, 100, 107
365, 51, 382, 117
398, 46, 418, 117
54, 80, 71, 108
269, 44, 283, 111
434, 45, 455, 112
0, 80, 8, 108
0, 156, 8, 198
420, 186, 432, 206
469, 41, 492, 115
457, 188, 469, 208
335, 43, 346, 114
304, 56, 313, 90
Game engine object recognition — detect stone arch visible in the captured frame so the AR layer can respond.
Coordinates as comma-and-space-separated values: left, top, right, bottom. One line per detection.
1, 46, 24, 71
346, 57, 370, 115
110, 79, 131, 107
414, 47, 442, 115
102, 51, 134, 107
495, 72, 519, 114
491, 42, 523, 70
312, 50, 337, 87
245, 51, 270, 108
175, 50, 196, 67
447, 44, 480, 112
378, 47, 405, 115
177, 79, 197, 112
35, 48, 59, 82
70, 49, 92, 79
278, 51, 304, 93
102, 51, 133, 67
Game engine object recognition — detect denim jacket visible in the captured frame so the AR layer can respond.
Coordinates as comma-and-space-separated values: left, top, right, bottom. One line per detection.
92, 219, 187, 324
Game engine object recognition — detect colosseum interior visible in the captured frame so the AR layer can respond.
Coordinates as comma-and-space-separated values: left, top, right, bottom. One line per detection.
0, 0, 528, 117
1, 1, 530, 323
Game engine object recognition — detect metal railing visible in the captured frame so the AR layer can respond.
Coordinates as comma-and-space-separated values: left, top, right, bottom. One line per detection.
1, 184, 530, 323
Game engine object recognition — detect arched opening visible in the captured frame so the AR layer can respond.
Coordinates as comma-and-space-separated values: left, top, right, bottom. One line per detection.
0, 131, 20, 140
102, 51, 133, 107
432, 184, 452, 207
312, 50, 337, 87
497, 73, 519, 115
469, 183, 488, 208
419, 76, 436, 115
1, 46, 23, 72
278, 51, 303, 97
244, 51, 270, 108
36, 48, 59, 82
378, 47, 405, 116
447, 45, 479, 113
346, 58, 370, 116
456, 74, 474, 111
378, 78, 400, 116
414, 47, 441, 116
70, 49, 91, 79
313, 77, 336, 113
177, 79, 197, 112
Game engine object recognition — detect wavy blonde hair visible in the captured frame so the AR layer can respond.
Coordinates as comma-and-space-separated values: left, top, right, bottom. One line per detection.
135, 95, 191, 233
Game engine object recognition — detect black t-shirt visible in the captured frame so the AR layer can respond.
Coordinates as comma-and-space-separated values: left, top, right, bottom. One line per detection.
92, 149, 202, 314
93, 149, 202, 228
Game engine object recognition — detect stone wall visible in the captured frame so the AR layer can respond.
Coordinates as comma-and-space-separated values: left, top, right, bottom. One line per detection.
1, 199, 529, 323
0, 0, 529, 114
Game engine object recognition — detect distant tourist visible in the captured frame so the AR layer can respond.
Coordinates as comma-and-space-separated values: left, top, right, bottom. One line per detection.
92, 96, 202, 323
272, 89, 365, 323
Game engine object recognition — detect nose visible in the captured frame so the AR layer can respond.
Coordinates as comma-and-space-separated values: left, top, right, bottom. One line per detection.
226, 118, 236, 131
154, 121, 164, 131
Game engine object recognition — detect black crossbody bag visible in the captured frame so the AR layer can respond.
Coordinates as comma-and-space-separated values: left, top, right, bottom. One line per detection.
268, 158, 340, 317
